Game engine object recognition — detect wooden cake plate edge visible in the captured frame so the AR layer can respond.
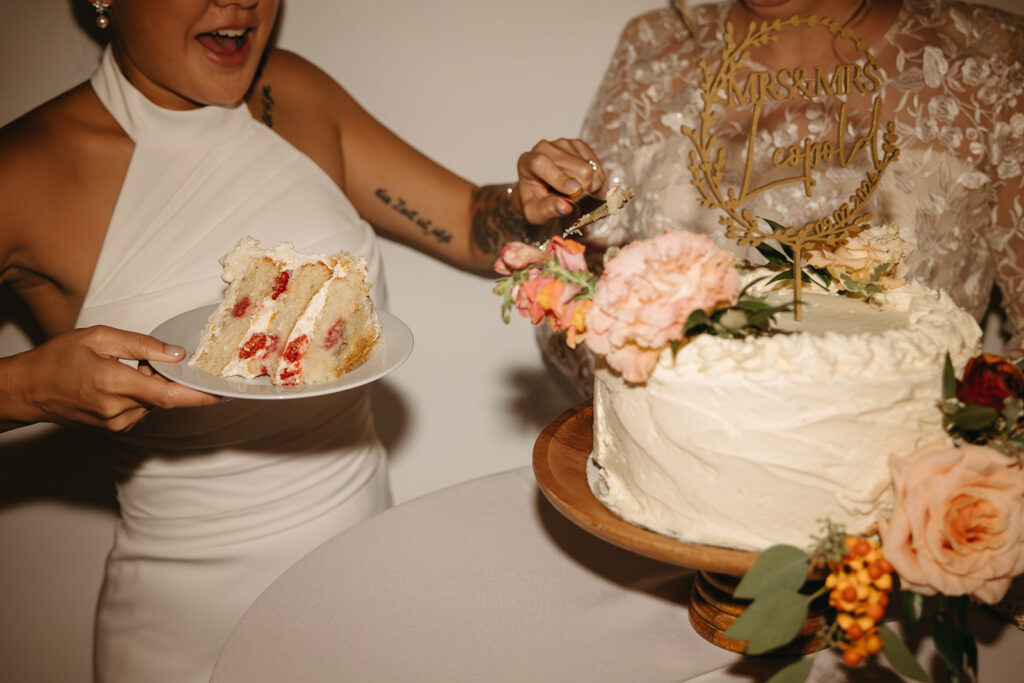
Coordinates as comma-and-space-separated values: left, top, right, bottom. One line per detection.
532, 401, 827, 656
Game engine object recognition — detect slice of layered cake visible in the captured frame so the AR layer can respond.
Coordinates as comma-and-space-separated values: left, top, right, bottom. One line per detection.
190, 237, 380, 385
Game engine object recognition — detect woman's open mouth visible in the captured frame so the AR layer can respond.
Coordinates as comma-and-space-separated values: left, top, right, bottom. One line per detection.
197, 28, 251, 59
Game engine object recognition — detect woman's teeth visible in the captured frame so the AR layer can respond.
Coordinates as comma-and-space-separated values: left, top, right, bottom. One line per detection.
198, 28, 249, 56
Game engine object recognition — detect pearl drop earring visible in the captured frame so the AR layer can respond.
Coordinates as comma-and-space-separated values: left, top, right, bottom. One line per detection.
93, 1, 111, 29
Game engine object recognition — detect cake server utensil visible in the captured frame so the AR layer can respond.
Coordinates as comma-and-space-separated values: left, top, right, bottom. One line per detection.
563, 186, 635, 237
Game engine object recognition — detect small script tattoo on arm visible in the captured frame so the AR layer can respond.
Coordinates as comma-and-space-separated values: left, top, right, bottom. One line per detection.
375, 188, 453, 244
471, 184, 540, 258
260, 85, 274, 128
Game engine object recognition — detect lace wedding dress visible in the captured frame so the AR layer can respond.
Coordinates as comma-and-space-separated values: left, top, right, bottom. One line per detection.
550, 0, 1023, 392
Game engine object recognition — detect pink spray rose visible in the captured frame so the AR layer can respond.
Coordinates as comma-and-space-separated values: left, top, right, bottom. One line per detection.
584, 230, 740, 383
493, 241, 547, 276
879, 442, 1024, 604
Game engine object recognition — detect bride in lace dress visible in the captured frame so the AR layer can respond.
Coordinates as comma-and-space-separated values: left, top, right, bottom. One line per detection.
550, 0, 1024, 391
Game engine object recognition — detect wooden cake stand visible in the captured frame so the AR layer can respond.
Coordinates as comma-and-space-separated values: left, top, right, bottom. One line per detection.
533, 402, 827, 656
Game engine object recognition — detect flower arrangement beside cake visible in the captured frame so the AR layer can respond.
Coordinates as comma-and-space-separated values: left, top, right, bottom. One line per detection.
494, 226, 1024, 682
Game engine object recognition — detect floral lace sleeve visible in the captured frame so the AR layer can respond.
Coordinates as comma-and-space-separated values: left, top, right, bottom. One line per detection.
577, 0, 1024, 359
579, 8, 703, 248
983, 13, 1024, 357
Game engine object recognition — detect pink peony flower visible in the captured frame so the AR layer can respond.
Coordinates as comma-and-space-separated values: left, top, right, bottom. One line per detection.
493, 241, 547, 276
546, 236, 588, 272
584, 230, 740, 383
879, 442, 1024, 604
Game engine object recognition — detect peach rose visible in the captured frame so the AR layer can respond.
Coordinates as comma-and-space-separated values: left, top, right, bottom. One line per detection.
805, 224, 915, 289
879, 442, 1024, 604
584, 230, 740, 383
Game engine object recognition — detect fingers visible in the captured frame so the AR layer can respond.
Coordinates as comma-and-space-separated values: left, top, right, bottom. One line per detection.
9, 326, 220, 433
78, 325, 187, 363
105, 358, 220, 411
517, 138, 608, 225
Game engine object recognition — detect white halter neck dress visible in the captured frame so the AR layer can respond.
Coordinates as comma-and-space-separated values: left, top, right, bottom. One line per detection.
84, 47, 392, 683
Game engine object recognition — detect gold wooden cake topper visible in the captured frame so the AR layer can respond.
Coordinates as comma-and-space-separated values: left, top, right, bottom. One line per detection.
682, 16, 900, 318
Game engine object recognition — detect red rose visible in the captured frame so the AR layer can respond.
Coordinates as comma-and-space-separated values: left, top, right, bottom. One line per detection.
956, 353, 1024, 412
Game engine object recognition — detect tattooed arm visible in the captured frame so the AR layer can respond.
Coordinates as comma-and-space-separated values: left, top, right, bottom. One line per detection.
470, 185, 542, 260
250, 51, 605, 271
469, 137, 610, 264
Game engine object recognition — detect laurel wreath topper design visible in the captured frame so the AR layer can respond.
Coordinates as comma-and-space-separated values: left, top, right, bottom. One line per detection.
681, 16, 901, 316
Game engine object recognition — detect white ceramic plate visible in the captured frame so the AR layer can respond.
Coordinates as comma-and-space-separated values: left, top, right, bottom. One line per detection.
149, 304, 413, 399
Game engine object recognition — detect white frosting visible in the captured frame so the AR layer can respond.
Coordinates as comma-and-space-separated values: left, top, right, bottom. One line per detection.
190, 237, 361, 381
273, 258, 349, 382
589, 280, 982, 552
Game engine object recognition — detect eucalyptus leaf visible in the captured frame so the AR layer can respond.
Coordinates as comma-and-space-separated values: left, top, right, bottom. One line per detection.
952, 405, 999, 430
769, 269, 795, 285
766, 657, 814, 683
725, 588, 812, 654
734, 545, 811, 598
879, 626, 930, 681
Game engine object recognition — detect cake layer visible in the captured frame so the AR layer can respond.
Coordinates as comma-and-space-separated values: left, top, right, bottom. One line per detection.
190, 237, 380, 386
589, 281, 982, 552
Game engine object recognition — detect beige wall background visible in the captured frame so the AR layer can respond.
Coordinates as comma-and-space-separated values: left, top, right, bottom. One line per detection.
1, 0, 1020, 680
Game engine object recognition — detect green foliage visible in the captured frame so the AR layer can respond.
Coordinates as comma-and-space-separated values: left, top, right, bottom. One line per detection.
902, 590, 925, 634
766, 658, 813, 683
492, 258, 596, 324
930, 596, 978, 683
940, 353, 1024, 460
726, 546, 815, 656
755, 219, 832, 291
682, 279, 792, 340
734, 545, 811, 598
725, 588, 814, 655
811, 520, 849, 565
879, 626, 930, 681
942, 353, 957, 401
897, 592, 979, 683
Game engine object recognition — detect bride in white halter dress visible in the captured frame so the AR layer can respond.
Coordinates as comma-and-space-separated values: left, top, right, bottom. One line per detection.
84, 46, 391, 682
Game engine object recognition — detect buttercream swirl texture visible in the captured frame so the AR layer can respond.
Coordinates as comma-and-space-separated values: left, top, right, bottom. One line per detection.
589, 281, 982, 552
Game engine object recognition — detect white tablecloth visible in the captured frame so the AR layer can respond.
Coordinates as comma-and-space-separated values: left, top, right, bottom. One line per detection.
212, 467, 1021, 682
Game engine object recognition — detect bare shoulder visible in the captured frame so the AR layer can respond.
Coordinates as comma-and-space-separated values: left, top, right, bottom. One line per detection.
0, 82, 131, 328
249, 48, 360, 122
0, 83, 127, 197
246, 48, 363, 188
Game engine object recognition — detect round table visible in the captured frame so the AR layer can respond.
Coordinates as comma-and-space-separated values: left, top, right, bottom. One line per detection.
212, 467, 1021, 682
